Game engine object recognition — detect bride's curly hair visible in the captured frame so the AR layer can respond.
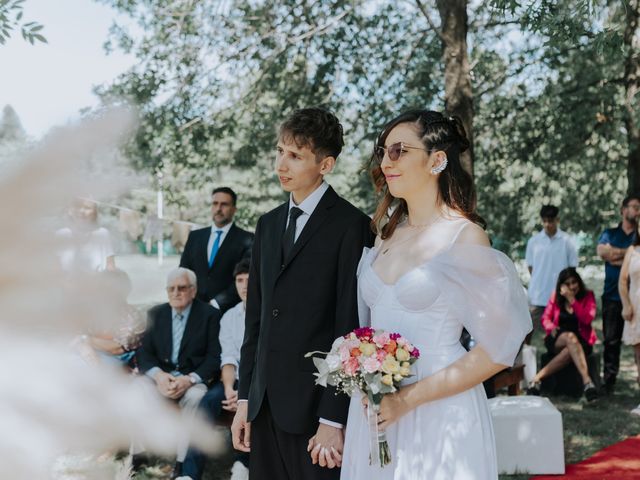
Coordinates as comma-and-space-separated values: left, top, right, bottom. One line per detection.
370, 109, 485, 239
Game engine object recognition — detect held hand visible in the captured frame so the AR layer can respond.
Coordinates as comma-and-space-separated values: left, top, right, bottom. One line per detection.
222, 388, 239, 412
154, 371, 176, 397
307, 423, 344, 468
231, 402, 251, 452
623, 305, 634, 322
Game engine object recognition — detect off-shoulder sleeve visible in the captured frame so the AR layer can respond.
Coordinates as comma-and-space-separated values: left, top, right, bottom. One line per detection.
429, 244, 532, 366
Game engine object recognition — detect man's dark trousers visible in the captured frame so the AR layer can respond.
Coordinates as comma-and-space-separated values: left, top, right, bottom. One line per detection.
603, 298, 624, 387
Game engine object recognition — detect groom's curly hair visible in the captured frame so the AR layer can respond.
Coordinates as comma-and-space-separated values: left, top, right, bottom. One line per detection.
278, 107, 344, 162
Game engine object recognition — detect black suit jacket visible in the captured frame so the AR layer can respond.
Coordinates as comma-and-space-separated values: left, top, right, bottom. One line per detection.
138, 299, 222, 384
238, 186, 374, 434
180, 223, 254, 313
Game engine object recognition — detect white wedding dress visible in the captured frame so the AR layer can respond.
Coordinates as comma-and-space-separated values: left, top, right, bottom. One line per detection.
341, 222, 532, 480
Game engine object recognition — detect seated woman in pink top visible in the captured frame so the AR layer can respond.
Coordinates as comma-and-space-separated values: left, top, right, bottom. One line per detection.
528, 267, 598, 402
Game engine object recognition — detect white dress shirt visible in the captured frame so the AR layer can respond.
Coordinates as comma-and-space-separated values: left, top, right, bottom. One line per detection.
207, 221, 233, 260
525, 228, 578, 306
287, 181, 329, 241
219, 301, 245, 378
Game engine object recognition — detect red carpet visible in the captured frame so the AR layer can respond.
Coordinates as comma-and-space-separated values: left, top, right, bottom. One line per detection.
532, 435, 640, 479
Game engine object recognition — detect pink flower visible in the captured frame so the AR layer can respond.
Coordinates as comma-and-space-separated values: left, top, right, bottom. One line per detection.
411, 347, 420, 358
354, 327, 373, 337
362, 357, 382, 373
339, 343, 352, 361
389, 333, 402, 341
343, 357, 360, 376
396, 337, 407, 347
376, 350, 387, 362
373, 332, 390, 347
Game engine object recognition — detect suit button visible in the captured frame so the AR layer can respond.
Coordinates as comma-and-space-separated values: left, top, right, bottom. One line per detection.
280, 264, 285, 270
272, 309, 279, 317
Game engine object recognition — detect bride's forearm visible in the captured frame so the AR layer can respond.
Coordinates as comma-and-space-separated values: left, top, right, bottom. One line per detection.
401, 347, 506, 409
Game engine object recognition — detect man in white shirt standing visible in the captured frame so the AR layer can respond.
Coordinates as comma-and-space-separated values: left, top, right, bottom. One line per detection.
525, 205, 579, 342
179, 259, 250, 480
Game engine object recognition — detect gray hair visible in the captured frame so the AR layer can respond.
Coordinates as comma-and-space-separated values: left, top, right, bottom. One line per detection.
166, 267, 197, 289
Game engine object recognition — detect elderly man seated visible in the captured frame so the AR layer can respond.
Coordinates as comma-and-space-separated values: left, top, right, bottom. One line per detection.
179, 258, 251, 480
131, 267, 222, 479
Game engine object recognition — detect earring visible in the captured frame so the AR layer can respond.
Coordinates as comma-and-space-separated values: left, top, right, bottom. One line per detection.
431, 156, 448, 174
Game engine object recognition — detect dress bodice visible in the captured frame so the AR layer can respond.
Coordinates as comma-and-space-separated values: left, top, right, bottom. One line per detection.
358, 247, 463, 359
355, 240, 532, 368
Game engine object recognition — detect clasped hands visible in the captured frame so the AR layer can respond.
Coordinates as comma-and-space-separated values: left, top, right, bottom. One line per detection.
307, 423, 344, 468
222, 385, 238, 412
154, 371, 191, 400
231, 402, 344, 469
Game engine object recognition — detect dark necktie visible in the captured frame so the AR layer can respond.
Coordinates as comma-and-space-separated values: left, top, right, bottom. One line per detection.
282, 207, 304, 261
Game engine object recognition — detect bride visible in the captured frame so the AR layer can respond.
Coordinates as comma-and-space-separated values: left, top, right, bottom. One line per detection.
340, 110, 532, 479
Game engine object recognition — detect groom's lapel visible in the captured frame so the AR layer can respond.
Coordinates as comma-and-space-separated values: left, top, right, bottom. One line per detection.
281, 186, 337, 270
265, 202, 288, 286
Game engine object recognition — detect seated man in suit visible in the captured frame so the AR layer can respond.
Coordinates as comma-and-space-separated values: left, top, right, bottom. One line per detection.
180, 187, 254, 314
132, 267, 222, 479
179, 258, 251, 480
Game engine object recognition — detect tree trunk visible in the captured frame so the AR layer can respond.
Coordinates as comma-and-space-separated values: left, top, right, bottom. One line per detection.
624, 0, 640, 195
436, 0, 474, 177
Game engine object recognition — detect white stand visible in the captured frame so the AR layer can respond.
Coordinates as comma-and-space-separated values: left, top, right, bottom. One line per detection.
489, 396, 565, 475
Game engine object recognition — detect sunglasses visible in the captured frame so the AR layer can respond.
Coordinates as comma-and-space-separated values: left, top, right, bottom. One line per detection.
374, 142, 430, 164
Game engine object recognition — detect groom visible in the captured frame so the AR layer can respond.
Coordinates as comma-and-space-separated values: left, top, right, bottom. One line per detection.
231, 107, 373, 479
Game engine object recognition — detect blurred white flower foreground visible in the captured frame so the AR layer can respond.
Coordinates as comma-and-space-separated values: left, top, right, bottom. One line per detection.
0, 110, 221, 479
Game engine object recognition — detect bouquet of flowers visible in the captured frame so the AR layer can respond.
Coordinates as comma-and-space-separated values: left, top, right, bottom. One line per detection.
306, 327, 420, 467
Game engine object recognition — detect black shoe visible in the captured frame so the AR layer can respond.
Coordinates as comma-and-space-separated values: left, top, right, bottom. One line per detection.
130, 453, 149, 473
601, 380, 615, 395
526, 382, 541, 396
584, 382, 598, 402
171, 461, 184, 480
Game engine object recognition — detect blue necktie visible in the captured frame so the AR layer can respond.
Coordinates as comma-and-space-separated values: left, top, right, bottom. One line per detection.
171, 313, 184, 365
209, 230, 223, 268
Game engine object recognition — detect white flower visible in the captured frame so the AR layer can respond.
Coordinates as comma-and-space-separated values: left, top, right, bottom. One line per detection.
331, 336, 345, 351
326, 353, 341, 370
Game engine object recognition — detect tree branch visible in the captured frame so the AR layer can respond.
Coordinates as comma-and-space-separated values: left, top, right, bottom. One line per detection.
414, 0, 446, 42
288, 8, 352, 43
